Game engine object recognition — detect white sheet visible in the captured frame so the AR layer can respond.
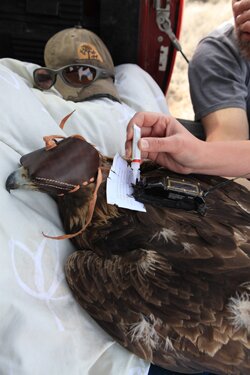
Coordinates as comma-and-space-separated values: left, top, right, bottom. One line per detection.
0, 58, 169, 375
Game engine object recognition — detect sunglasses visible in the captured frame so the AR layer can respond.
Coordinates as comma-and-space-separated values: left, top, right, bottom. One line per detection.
33, 64, 114, 90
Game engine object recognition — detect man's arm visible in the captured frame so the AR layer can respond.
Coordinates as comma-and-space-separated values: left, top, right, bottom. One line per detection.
188, 23, 250, 141
202, 107, 249, 141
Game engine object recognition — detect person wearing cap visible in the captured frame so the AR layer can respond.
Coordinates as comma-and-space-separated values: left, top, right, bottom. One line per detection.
188, 0, 250, 142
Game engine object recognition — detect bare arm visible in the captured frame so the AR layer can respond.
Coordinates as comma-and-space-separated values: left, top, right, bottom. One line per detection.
203, 0, 250, 142
202, 107, 249, 141
193, 140, 250, 177
126, 112, 250, 178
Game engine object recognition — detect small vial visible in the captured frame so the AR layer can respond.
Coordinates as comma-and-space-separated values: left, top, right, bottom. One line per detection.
131, 124, 141, 184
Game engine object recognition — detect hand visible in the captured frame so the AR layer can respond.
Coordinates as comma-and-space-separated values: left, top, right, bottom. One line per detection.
233, 0, 250, 40
125, 112, 204, 174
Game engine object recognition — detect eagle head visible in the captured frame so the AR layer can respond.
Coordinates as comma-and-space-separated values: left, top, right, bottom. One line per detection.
6, 134, 100, 196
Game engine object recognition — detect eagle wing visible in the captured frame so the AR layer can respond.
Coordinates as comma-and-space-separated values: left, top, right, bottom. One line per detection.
65, 174, 250, 374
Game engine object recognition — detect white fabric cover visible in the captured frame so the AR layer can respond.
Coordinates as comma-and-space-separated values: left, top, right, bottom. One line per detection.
0, 58, 169, 375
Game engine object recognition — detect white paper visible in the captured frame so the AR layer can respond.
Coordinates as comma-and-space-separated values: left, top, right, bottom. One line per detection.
106, 153, 146, 212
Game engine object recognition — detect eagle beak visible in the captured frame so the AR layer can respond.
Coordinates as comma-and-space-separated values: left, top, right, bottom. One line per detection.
5, 166, 34, 193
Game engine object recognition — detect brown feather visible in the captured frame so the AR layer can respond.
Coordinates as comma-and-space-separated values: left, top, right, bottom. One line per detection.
6, 135, 250, 374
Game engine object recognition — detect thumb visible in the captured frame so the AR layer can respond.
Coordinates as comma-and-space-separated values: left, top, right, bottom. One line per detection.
139, 137, 178, 153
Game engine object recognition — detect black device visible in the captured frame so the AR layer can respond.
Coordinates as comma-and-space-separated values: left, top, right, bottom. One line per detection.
133, 175, 207, 215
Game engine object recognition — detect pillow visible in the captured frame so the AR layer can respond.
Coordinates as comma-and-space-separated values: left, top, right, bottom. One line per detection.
0, 58, 169, 375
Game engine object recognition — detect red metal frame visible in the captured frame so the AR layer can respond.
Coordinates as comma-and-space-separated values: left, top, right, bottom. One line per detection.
138, 0, 184, 94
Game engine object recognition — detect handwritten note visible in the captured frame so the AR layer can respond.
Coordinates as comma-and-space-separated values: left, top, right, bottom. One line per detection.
106, 153, 146, 212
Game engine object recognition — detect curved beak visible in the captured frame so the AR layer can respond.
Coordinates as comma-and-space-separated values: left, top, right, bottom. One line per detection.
5, 166, 36, 193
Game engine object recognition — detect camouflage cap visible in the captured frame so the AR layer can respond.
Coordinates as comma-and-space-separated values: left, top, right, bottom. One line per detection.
44, 26, 120, 103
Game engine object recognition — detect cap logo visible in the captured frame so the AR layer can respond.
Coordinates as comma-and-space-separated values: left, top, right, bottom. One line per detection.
77, 43, 103, 62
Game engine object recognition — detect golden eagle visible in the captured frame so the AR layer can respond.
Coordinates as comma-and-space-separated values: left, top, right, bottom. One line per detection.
5, 132, 250, 375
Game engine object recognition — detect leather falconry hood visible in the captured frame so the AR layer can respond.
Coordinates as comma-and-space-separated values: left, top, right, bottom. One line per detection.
20, 135, 100, 196
20, 110, 100, 196
19, 111, 102, 240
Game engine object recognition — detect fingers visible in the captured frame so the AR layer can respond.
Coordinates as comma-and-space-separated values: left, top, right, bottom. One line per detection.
138, 136, 180, 154
236, 18, 250, 39
233, 0, 250, 34
233, 0, 250, 17
127, 112, 152, 141
127, 112, 168, 137
125, 112, 168, 158
125, 112, 190, 158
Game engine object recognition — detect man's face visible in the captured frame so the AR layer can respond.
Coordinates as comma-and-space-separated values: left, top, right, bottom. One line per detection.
232, 0, 250, 59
